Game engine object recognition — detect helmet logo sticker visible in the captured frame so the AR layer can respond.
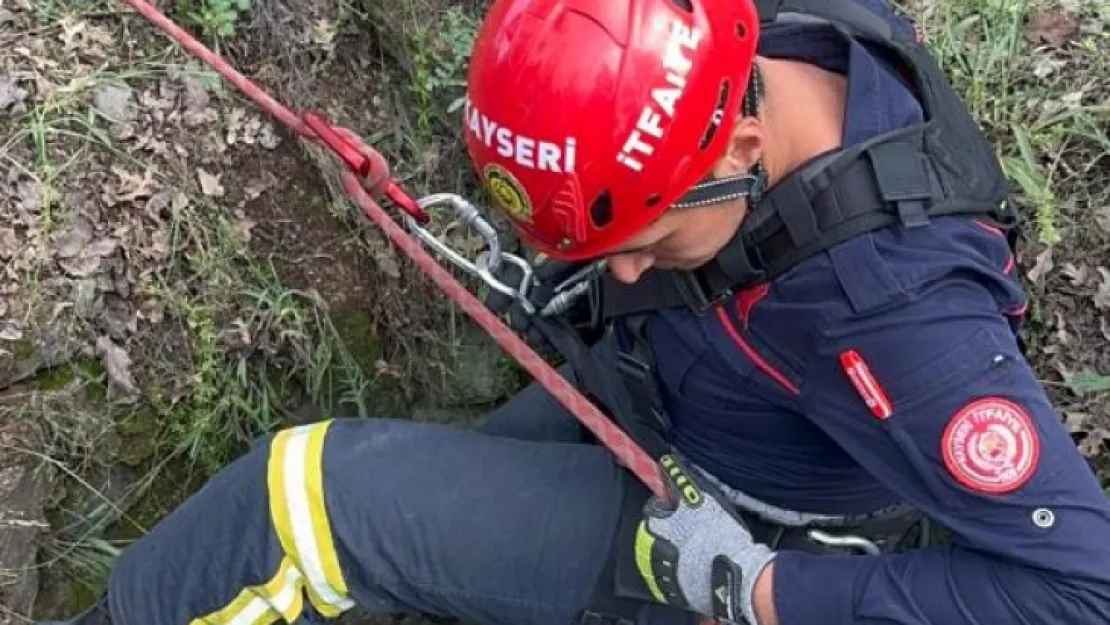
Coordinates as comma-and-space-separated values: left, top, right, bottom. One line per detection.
465, 97, 577, 173
484, 164, 532, 222
616, 18, 703, 173
941, 397, 1040, 495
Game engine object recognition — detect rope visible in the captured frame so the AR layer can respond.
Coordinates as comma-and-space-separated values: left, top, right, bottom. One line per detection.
116, 0, 667, 499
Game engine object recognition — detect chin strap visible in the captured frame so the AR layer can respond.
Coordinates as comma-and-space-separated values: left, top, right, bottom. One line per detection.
672, 171, 766, 210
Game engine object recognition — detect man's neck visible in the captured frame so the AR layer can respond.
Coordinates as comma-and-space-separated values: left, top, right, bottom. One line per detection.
757, 57, 848, 186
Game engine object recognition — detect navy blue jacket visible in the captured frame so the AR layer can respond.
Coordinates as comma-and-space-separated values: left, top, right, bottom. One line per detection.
641, 2, 1110, 623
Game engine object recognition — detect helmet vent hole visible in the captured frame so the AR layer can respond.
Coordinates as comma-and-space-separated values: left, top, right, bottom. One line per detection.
646, 194, 661, 207
670, 0, 693, 12
698, 79, 731, 150
735, 22, 749, 39
590, 191, 613, 227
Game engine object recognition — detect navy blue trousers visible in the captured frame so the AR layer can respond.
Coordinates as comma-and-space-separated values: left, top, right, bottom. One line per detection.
104, 374, 634, 625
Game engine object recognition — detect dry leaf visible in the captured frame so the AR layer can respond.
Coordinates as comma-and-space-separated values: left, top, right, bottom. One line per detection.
1026, 247, 1054, 285
94, 83, 136, 123
1096, 207, 1110, 234
258, 124, 280, 150
95, 335, 138, 394
110, 167, 158, 204
0, 227, 18, 259
0, 321, 22, 341
1094, 267, 1110, 310
1080, 429, 1110, 458
52, 217, 93, 258
197, 169, 224, 197
244, 179, 269, 200
1064, 410, 1089, 433
1026, 9, 1080, 47
171, 192, 190, 214
0, 75, 29, 114
59, 253, 102, 278
145, 190, 173, 221
139, 299, 165, 325
234, 213, 256, 243
73, 279, 101, 318
1032, 55, 1068, 78
1062, 262, 1088, 286
8, 169, 43, 214
1053, 310, 1069, 347
182, 74, 210, 112
88, 238, 118, 258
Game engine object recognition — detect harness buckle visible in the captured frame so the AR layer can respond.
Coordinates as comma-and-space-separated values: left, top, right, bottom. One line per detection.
672, 271, 734, 315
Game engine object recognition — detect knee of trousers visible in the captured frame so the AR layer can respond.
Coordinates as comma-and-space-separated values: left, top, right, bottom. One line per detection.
109, 420, 358, 625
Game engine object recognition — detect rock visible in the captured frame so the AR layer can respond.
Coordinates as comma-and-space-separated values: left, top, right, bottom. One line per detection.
0, 326, 82, 390
444, 323, 520, 407
0, 418, 52, 619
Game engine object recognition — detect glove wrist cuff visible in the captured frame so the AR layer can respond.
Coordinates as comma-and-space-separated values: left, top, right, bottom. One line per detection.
738, 550, 776, 625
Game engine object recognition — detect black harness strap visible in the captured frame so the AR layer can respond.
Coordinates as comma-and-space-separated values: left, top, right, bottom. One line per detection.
602, 124, 1016, 318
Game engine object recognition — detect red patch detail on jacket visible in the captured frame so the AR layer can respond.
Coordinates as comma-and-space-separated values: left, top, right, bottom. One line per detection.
715, 305, 800, 396
941, 397, 1040, 494
735, 283, 770, 326
839, 350, 893, 419
974, 220, 1005, 237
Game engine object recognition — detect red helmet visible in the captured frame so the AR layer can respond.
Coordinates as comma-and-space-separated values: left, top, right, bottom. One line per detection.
464, 0, 761, 260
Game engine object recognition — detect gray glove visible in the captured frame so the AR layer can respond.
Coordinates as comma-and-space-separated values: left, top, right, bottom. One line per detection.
635, 453, 777, 625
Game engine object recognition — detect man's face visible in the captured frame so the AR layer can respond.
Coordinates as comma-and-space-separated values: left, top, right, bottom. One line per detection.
605, 199, 748, 283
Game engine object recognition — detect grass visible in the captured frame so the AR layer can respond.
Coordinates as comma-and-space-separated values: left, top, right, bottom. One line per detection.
918, 0, 1110, 248
0, 2, 393, 613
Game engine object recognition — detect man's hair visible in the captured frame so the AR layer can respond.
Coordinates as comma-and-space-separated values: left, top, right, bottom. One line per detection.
742, 62, 764, 118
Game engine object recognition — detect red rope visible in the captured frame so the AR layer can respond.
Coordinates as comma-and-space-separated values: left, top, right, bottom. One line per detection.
117, 0, 667, 499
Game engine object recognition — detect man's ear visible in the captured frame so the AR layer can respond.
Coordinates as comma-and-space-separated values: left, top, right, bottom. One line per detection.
710, 116, 763, 178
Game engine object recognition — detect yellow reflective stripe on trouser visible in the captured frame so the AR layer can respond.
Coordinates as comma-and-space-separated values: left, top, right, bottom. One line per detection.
268, 420, 355, 618
188, 557, 304, 625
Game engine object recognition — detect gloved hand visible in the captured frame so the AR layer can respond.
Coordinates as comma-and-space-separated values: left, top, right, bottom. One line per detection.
635, 453, 777, 625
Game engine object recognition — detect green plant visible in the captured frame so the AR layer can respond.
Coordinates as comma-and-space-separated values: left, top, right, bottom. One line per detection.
409, 6, 478, 139
177, 0, 251, 39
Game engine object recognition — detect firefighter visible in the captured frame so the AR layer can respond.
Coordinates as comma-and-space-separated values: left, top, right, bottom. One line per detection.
42, 0, 1110, 624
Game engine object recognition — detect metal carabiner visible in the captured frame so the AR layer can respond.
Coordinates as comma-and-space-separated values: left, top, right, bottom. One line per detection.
405, 193, 502, 271
404, 193, 537, 315
539, 259, 608, 317
806, 529, 882, 556
477, 250, 537, 315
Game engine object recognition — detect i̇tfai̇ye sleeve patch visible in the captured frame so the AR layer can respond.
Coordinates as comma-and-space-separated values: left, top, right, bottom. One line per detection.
941, 397, 1040, 495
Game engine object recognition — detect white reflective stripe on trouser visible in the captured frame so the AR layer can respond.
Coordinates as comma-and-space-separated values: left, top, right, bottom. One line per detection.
189, 558, 305, 625
268, 420, 355, 618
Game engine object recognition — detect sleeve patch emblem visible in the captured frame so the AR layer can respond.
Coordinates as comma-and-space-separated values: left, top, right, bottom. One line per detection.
941, 397, 1040, 494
